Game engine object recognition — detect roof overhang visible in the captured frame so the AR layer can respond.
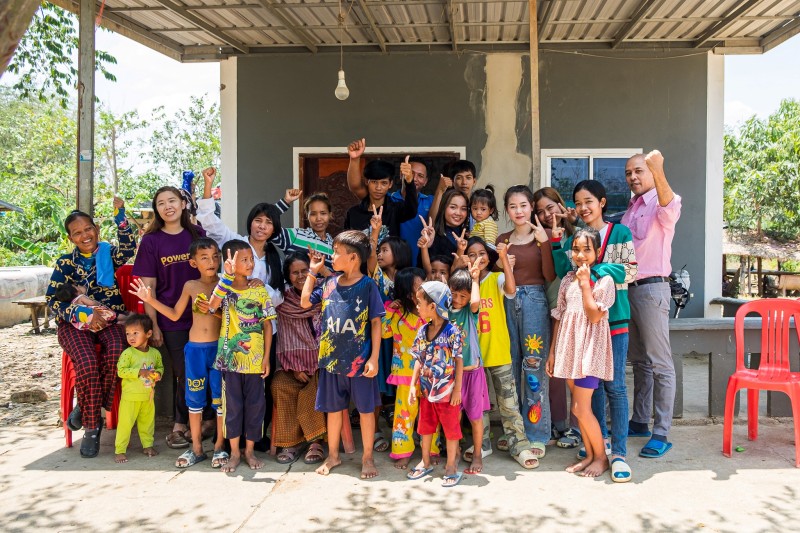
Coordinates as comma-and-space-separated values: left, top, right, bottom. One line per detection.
48, 0, 800, 62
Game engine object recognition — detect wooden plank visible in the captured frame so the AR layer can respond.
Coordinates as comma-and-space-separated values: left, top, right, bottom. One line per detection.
154, 0, 250, 54
612, 0, 660, 49
530, 0, 541, 190
77, 0, 95, 215
355, 0, 387, 53
693, 0, 763, 48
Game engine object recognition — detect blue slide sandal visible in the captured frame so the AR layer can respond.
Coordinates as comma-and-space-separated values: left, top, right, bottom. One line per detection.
639, 439, 672, 458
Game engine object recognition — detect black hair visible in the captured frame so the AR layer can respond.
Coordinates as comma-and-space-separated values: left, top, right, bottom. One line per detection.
433, 188, 470, 236
430, 255, 454, 268
246, 202, 283, 241
125, 313, 154, 333
448, 160, 477, 177
54, 283, 79, 303
221, 239, 252, 263
395, 267, 426, 319
470, 185, 498, 220
147, 186, 200, 240
334, 230, 370, 269
303, 193, 332, 216
407, 157, 429, 177
417, 289, 435, 306
283, 252, 310, 285
572, 226, 602, 256
573, 180, 608, 214
448, 268, 472, 294
363, 160, 395, 182
378, 236, 411, 271
64, 210, 95, 235
189, 237, 219, 258
465, 236, 499, 269
503, 184, 535, 210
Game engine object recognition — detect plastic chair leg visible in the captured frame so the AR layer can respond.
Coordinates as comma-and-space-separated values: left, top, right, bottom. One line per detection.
790, 387, 800, 468
747, 388, 759, 441
722, 378, 738, 457
340, 408, 355, 454
61, 351, 76, 448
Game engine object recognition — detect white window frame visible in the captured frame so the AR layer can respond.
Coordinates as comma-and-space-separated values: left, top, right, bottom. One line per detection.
541, 148, 642, 189
292, 146, 467, 227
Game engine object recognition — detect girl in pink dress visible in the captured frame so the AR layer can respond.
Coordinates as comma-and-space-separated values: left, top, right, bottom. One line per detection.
546, 227, 615, 478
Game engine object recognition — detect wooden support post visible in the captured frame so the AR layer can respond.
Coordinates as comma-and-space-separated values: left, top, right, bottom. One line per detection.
757, 256, 763, 297
529, 0, 541, 189
76, 0, 95, 214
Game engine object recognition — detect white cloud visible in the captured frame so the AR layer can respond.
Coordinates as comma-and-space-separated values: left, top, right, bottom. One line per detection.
724, 100, 760, 128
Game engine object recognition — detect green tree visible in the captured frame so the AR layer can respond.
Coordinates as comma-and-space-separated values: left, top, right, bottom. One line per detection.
95, 106, 148, 194
724, 99, 800, 241
147, 95, 221, 180
7, 2, 117, 109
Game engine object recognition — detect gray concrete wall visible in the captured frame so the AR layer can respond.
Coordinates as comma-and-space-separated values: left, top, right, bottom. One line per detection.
539, 51, 709, 317
233, 50, 710, 317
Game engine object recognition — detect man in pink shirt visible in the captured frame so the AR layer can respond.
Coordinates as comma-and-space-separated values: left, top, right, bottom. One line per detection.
621, 150, 681, 459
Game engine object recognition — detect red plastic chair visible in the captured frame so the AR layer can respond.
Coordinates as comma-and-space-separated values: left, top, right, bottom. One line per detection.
61, 264, 143, 447
722, 299, 800, 466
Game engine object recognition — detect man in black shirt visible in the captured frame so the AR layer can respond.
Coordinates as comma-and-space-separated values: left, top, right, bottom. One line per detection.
344, 159, 418, 238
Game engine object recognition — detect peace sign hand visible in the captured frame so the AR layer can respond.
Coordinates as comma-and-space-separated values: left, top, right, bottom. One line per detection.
466, 256, 483, 281
452, 228, 468, 254
370, 204, 383, 236
223, 248, 239, 276
307, 246, 325, 275
528, 214, 549, 244
400, 155, 413, 183
418, 216, 435, 248
550, 207, 567, 241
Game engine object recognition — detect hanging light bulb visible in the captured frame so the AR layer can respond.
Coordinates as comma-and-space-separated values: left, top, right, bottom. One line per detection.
334, 0, 349, 101
335, 69, 349, 100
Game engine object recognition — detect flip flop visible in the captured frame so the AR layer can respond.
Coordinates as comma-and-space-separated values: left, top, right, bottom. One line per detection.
166, 431, 190, 449
407, 465, 434, 480
442, 472, 464, 488
211, 450, 229, 469
610, 457, 632, 483
175, 449, 207, 468
640, 439, 672, 458
462, 445, 493, 462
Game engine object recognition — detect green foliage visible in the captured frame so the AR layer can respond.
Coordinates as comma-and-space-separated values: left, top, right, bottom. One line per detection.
724, 99, 800, 241
148, 95, 220, 179
7, 2, 117, 109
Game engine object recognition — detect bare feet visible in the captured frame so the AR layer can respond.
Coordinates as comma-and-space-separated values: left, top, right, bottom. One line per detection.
316, 456, 342, 476
465, 454, 483, 474
580, 457, 609, 478
115, 453, 128, 463
142, 447, 158, 457
361, 458, 379, 479
566, 458, 591, 474
221, 454, 241, 473
244, 450, 264, 470
394, 456, 411, 470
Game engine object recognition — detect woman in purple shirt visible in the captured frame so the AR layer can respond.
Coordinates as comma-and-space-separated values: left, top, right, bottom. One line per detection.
133, 186, 206, 449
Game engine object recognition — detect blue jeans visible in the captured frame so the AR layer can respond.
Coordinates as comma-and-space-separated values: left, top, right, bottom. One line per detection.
591, 333, 629, 457
505, 285, 551, 445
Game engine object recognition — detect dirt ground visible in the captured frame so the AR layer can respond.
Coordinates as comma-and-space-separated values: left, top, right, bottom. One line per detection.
0, 323, 63, 428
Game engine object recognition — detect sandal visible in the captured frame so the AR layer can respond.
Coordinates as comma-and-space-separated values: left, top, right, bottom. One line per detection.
67, 405, 82, 431
611, 457, 632, 483
442, 472, 464, 487
530, 441, 547, 459
79, 428, 100, 459
211, 450, 229, 469
557, 428, 581, 449
407, 464, 434, 480
304, 442, 325, 464
462, 444, 493, 462
276, 446, 301, 464
640, 438, 672, 458
166, 431, 190, 449
496, 435, 510, 452
175, 449, 207, 468
512, 449, 539, 470
373, 433, 389, 452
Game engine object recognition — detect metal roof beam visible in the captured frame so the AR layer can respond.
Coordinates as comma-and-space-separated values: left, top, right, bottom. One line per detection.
154, 0, 250, 53
447, 0, 458, 51
355, 0, 387, 53
612, 0, 660, 49
693, 0, 762, 48
538, 0, 555, 42
760, 16, 800, 53
50, 0, 185, 61
253, 0, 318, 53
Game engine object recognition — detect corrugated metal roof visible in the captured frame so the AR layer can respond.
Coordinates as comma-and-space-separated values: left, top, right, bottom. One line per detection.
48, 0, 800, 61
